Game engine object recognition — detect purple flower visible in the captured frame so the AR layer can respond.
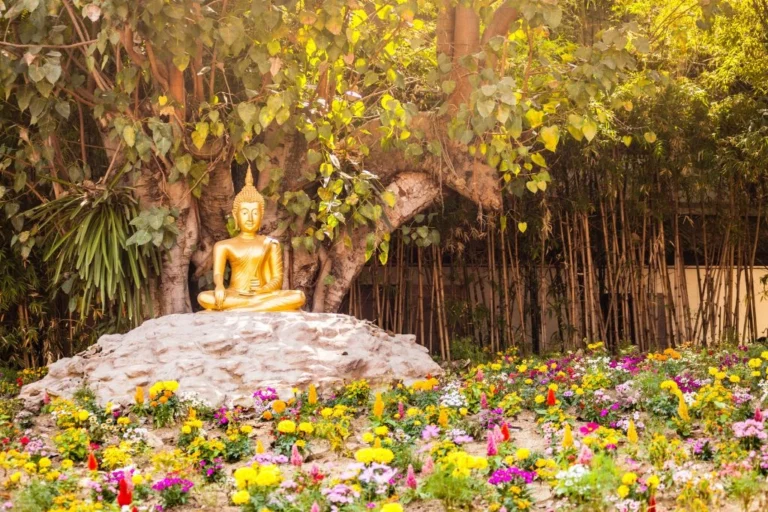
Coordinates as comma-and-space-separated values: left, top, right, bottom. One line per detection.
151, 476, 194, 493
421, 425, 440, 441
488, 467, 536, 486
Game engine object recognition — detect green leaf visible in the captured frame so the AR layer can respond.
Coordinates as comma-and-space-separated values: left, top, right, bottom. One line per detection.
441, 80, 456, 94
540, 126, 559, 152
55, 101, 71, 119
307, 149, 322, 166
172, 54, 190, 71
123, 126, 136, 147
477, 99, 495, 118
237, 103, 257, 126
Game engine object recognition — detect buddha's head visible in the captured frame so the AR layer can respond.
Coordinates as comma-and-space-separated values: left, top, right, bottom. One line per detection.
232, 165, 265, 234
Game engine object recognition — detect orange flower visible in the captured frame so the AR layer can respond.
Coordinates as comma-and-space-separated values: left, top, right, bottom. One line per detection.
308, 385, 318, 405
438, 408, 449, 427
150, 401, 158, 407
159, 396, 169, 404
134, 386, 144, 405
373, 393, 384, 419
273, 400, 287, 414
263, 411, 274, 420
87, 452, 98, 471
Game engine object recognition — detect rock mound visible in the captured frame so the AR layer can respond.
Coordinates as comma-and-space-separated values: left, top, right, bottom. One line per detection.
20, 312, 442, 408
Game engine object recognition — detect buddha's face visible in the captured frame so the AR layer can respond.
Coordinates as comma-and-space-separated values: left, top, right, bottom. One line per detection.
237, 201, 262, 234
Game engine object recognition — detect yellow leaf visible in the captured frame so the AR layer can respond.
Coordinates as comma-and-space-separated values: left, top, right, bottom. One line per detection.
644, 131, 657, 143
531, 153, 547, 167
540, 126, 559, 152
525, 109, 544, 128
582, 118, 598, 142
622, 135, 632, 147
518, 222, 527, 233
158, 95, 168, 106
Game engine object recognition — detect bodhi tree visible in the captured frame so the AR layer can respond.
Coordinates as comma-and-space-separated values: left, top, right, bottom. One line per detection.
0, 0, 728, 322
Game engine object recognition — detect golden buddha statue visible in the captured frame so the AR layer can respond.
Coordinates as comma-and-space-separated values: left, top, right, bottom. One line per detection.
197, 167, 306, 312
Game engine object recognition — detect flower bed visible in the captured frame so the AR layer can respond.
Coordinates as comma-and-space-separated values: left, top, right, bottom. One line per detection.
2, 342, 768, 511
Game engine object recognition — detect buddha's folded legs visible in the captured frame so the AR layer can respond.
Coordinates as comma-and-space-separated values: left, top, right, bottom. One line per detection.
198, 289, 306, 312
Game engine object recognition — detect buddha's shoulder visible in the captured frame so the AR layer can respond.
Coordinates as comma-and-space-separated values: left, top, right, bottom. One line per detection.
264, 236, 281, 246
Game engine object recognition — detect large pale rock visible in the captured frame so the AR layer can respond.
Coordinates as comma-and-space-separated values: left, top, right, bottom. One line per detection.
20, 312, 442, 409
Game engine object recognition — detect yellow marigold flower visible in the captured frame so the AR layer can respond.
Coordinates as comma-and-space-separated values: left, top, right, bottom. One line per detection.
255, 465, 282, 487
132, 474, 144, 486
728, 375, 740, 383
753, 371, 761, 377
534, 395, 545, 404
298, 422, 314, 434
659, 380, 678, 391
491, 363, 502, 371
272, 400, 286, 414
61, 459, 73, 470
515, 448, 530, 460
617, 485, 630, 498
117, 417, 130, 426
10, 471, 22, 483
548, 383, 558, 391
38, 458, 51, 469
262, 411, 273, 420
459, 407, 468, 416
749, 358, 763, 368
321, 407, 333, 418
234, 466, 258, 489
762, 351, 768, 360
647, 474, 660, 488
518, 365, 528, 373
362, 432, 375, 444
381, 504, 404, 512
575, 388, 584, 395
375, 426, 389, 436
277, 420, 296, 434
181, 425, 192, 434
621, 472, 638, 486
78, 410, 90, 422
715, 371, 726, 380
232, 490, 250, 505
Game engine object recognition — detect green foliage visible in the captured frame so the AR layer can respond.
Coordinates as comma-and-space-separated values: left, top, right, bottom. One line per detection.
26, 181, 162, 325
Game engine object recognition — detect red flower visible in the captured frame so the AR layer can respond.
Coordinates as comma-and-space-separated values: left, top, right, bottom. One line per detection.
16, 377, 23, 387
87, 452, 98, 471
117, 478, 133, 506
648, 494, 656, 512
546, 389, 556, 407
501, 423, 511, 442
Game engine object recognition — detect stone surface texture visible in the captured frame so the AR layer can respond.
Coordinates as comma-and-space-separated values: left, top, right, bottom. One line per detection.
20, 312, 442, 408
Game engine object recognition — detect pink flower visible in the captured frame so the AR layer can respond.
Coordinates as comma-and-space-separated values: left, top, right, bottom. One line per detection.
480, 393, 488, 409
487, 431, 498, 456
398, 402, 405, 420
476, 369, 484, 382
406, 464, 417, 489
290, 444, 303, 466
422, 456, 434, 475
576, 444, 593, 465
310, 502, 320, 512
755, 407, 764, 422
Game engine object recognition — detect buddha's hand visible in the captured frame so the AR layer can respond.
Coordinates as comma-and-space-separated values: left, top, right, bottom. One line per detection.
214, 285, 226, 309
